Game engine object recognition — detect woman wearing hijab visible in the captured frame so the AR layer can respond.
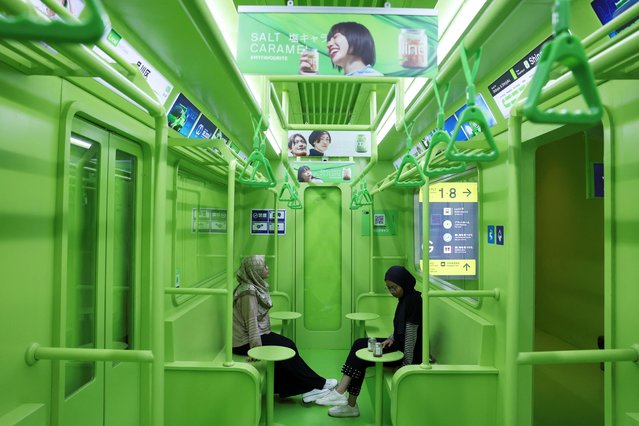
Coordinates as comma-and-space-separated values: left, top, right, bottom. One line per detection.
315, 265, 427, 418
232, 255, 337, 402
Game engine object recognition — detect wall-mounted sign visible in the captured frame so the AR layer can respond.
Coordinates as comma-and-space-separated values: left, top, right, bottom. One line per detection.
288, 130, 371, 157
192, 208, 227, 234
361, 210, 398, 236
291, 161, 355, 183
251, 209, 286, 235
190, 114, 217, 139
428, 182, 478, 278
237, 6, 438, 78
488, 36, 552, 119
167, 93, 200, 137
441, 94, 497, 141
93, 28, 174, 105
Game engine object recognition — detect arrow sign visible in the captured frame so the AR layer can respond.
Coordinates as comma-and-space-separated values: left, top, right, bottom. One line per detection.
464, 188, 472, 197
463, 263, 470, 271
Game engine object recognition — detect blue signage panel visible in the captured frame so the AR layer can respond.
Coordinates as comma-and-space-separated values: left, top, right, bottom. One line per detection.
487, 225, 495, 244
251, 209, 286, 235
496, 225, 505, 245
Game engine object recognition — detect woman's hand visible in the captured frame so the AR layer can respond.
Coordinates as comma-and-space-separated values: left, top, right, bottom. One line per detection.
381, 338, 394, 349
299, 51, 318, 75
246, 356, 258, 363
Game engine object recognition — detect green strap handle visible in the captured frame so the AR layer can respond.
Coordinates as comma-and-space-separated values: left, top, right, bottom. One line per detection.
394, 120, 426, 187
287, 196, 302, 210
423, 131, 467, 177
523, 0, 602, 124
349, 188, 361, 210
278, 175, 296, 202
447, 42, 499, 163
356, 183, 373, 206
0, 0, 107, 44
433, 82, 450, 130
239, 116, 277, 188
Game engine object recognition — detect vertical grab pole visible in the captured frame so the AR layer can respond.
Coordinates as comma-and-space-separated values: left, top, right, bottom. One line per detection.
504, 112, 522, 424
368, 90, 377, 294
151, 115, 168, 425
225, 160, 237, 366
273, 190, 278, 292
421, 181, 432, 369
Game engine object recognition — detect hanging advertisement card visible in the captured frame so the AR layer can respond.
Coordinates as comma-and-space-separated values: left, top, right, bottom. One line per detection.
237, 6, 437, 78
287, 130, 371, 157
190, 114, 217, 139
292, 161, 355, 183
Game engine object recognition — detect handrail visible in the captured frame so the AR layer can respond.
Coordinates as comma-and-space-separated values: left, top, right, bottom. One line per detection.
0, 0, 107, 44
25, 343, 153, 366
445, 42, 499, 163
522, 0, 603, 124
517, 346, 639, 365
165, 288, 227, 295
225, 159, 237, 366
429, 289, 500, 300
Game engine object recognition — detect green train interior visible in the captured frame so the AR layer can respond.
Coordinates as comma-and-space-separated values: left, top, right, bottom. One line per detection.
1, 0, 639, 425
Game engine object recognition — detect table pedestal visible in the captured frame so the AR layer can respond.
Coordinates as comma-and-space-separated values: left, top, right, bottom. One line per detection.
355, 348, 403, 426
345, 312, 380, 340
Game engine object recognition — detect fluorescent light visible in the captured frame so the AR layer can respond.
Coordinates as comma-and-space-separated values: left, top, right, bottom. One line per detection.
70, 136, 92, 149
376, 99, 397, 143
266, 127, 282, 156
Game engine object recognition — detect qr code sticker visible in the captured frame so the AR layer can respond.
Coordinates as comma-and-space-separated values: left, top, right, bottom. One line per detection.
374, 214, 386, 226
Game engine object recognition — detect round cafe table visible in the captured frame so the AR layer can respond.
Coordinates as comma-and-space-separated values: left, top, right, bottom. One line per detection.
248, 345, 296, 426
345, 312, 380, 339
355, 348, 403, 426
269, 311, 301, 339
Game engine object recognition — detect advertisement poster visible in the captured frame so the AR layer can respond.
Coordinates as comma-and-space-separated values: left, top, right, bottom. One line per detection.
428, 182, 478, 278
190, 114, 217, 139
488, 36, 552, 119
251, 209, 286, 235
287, 130, 371, 157
93, 29, 174, 105
238, 6, 438, 78
167, 93, 200, 137
292, 161, 355, 183
31, 0, 85, 19
192, 208, 227, 234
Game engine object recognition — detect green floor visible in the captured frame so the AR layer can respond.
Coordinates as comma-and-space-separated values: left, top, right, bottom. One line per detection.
267, 349, 381, 426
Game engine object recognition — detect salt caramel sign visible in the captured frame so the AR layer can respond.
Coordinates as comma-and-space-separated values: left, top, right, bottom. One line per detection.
237, 6, 438, 78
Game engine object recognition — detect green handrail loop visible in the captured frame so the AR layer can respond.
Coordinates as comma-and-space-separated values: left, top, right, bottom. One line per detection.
356, 182, 373, 206
349, 187, 361, 210
278, 174, 296, 202
287, 196, 302, 210
447, 41, 499, 163
423, 132, 467, 177
433, 82, 450, 130
238, 116, 277, 188
0, 0, 108, 44
394, 119, 426, 187
522, 0, 603, 124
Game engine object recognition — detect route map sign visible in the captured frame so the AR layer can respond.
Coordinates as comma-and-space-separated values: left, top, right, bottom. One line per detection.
428, 182, 478, 278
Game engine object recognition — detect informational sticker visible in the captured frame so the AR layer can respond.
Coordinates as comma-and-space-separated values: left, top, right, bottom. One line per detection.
488, 36, 552, 119
428, 182, 478, 278
192, 208, 227, 234
496, 225, 504, 246
251, 209, 286, 235
93, 28, 174, 105
487, 225, 495, 244
362, 210, 398, 236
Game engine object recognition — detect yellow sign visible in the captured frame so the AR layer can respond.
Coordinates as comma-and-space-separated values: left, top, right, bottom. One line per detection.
429, 182, 477, 203
429, 259, 476, 276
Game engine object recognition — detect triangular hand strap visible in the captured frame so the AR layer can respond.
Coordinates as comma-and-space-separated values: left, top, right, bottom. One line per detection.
423, 131, 466, 177
447, 106, 499, 162
239, 149, 277, 188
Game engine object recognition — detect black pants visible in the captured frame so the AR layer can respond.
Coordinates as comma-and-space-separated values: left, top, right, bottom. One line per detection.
341, 338, 403, 396
233, 332, 325, 398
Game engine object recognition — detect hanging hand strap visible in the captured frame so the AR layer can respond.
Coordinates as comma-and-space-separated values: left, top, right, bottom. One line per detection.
522, 0, 602, 124
394, 119, 426, 187
239, 116, 276, 188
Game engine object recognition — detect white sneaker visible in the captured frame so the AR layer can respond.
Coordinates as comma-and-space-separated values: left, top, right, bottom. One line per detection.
315, 389, 348, 406
328, 404, 360, 417
323, 378, 338, 390
302, 388, 330, 403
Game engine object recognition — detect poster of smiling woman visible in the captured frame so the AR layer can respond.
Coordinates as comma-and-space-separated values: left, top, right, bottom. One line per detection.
237, 6, 438, 78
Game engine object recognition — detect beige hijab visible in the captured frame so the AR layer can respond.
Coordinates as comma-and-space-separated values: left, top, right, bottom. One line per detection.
233, 255, 273, 308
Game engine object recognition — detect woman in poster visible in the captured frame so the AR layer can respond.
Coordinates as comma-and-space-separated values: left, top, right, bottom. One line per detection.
299, 22, 383, 77
297, 165, 323, 183
314, 266, 433, 418
308, 130, 331, 157
232, 255, 337, 402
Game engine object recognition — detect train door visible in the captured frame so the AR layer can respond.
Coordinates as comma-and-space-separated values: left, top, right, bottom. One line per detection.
53, 118, 143, 426
295, 186, 351, 349
533, 126, 604, 425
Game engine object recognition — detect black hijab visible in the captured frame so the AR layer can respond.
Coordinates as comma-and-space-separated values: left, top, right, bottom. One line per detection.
385, 266, 421, 339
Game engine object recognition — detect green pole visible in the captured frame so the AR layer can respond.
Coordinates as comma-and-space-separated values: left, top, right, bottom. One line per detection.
518, 346, 639, 365
225, 160, 237, 367
429, 289, 500, 299
504, 112, 522, 426
368, 91, 377, 294
26, 344, 153, 365
422, 179, 431, 369
164, 288, 227, 295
